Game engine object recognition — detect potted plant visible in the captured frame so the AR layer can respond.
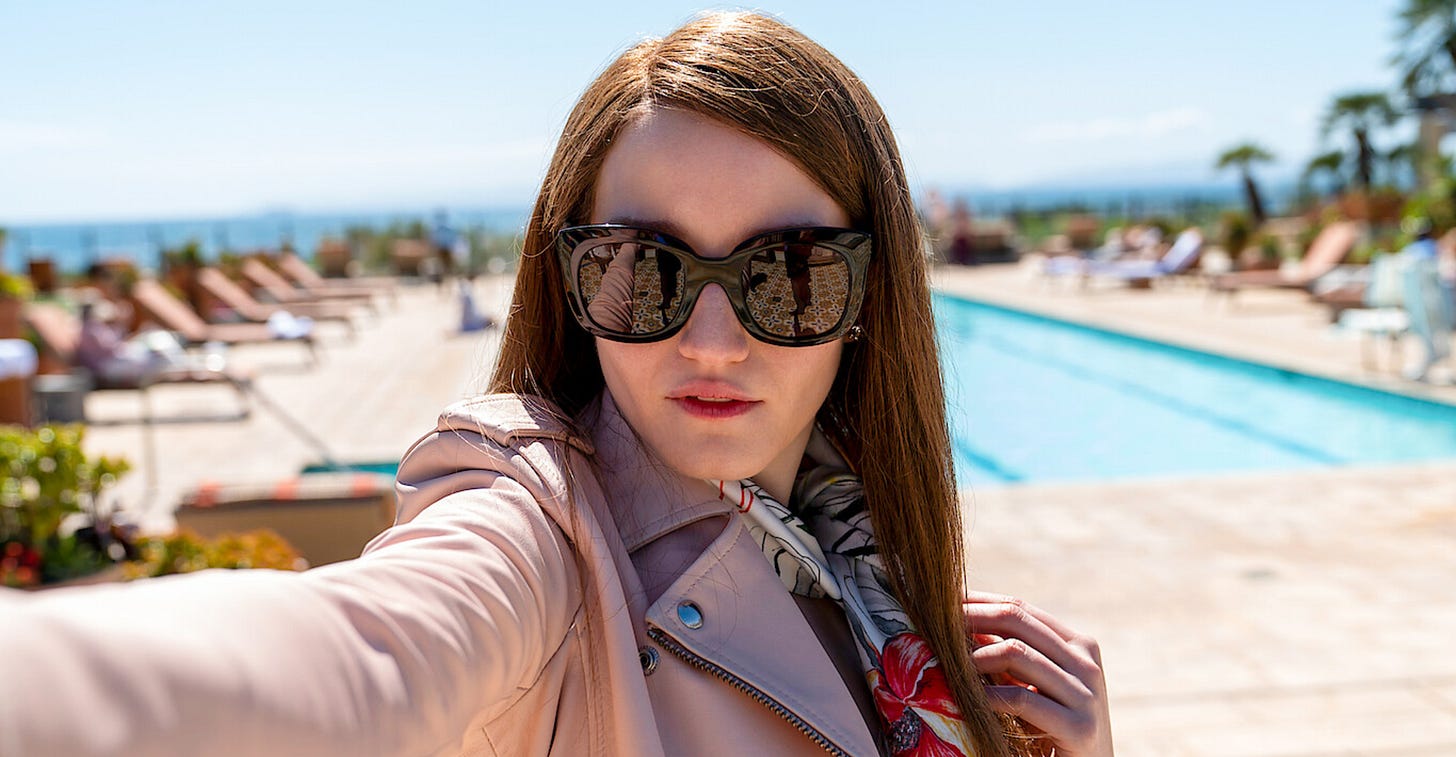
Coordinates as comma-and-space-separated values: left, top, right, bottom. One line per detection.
0, 271, 33, 337
0, 424, 307, 589
314, 238, 353, 278
0, 424, 132, 588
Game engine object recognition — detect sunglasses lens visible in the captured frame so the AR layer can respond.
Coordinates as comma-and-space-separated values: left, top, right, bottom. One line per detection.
575, 240, 686, 336
743, 243, 852, 339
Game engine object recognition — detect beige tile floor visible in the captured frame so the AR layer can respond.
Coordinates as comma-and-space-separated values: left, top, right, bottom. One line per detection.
80, 265, 1456, 755
937, 264, 1456, 755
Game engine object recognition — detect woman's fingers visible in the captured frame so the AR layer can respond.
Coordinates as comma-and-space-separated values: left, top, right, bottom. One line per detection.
985, 685, 1103, 752
965, 594, 1114, 756
963, 599, 1100, 685
965, 591, 1077, 642
972, 637, 1093, 710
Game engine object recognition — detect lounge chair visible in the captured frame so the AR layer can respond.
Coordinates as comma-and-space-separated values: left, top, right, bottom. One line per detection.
23, 301, 253, 421
278, 252, 397, 306
1044, 228, 1203, 288
1312, 265, 1373, 322
1337, 254, 1454, 378
130, 279, 318, 365
241, 258, 379, 315
196, 268, 357, 339
1209, 220, 1363, 298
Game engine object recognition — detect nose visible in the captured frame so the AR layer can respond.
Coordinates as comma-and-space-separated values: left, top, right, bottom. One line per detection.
676, 284, 750, 364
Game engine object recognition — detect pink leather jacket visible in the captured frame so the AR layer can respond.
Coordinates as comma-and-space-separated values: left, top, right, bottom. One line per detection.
0, 393, 883, 755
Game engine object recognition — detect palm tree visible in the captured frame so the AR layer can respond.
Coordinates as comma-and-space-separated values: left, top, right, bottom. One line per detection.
1301, 150, 1348, 198
1385, 141, 1422, 187
1215, 143, 1275, 224
1321, 92, 1401, 189
1395, 0, 1456, 97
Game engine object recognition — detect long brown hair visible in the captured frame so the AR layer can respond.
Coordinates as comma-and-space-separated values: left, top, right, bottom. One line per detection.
490, 11, 1017, 755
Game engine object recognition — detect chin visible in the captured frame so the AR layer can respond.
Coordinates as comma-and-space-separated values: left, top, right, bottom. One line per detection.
656, 441, 768, 483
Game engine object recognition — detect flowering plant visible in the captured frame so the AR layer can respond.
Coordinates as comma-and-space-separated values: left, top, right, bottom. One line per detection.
122, 529, 305, 579
1, 424, 131, 588
0, 271, 34, 301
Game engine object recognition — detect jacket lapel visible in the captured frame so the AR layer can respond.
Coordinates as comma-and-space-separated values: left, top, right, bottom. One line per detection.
642, 516, 880, 756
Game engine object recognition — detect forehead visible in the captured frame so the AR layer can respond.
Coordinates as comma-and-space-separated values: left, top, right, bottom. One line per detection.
590, 108, 849, 254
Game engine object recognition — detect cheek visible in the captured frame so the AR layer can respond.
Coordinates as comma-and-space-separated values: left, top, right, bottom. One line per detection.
779, 341, 844, 413
595, 339, 672, 421
596, 340, 644, 399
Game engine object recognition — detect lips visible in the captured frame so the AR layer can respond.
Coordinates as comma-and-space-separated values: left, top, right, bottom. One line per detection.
667, 380, 760, 420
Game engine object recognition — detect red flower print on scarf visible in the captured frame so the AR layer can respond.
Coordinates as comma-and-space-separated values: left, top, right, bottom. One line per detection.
868, 633, 970, 757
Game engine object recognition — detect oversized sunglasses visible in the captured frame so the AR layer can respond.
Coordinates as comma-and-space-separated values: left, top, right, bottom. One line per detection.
555, 224, 872, 346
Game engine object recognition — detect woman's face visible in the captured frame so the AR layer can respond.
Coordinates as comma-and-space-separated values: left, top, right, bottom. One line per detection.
590, 108, 849, 502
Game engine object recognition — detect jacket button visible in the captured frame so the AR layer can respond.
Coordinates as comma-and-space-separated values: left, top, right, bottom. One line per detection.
677, 601, 704, 629
638, 646, 659, 676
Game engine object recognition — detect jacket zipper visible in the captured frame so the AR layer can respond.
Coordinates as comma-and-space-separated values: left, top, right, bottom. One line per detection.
646, 626, 847, 756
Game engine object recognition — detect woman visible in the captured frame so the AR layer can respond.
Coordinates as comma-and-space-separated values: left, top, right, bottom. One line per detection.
0, 12, 1110, 756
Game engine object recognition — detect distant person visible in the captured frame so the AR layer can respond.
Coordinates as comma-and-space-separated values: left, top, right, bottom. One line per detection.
79, 262, 135, 330
949, 198, 977, 265
74, 299, 176, 386
430, 209, 457, 290
457, 275, 496, 333
1403, 217, 1438, 261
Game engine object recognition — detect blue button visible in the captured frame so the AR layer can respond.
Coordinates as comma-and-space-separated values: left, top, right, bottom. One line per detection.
677, 601, 703, 629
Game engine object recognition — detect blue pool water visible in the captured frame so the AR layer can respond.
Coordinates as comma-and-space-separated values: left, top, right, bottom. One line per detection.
936, 293, 1456, 486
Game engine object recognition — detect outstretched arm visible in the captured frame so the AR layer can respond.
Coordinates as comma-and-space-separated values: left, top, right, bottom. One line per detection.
0, 473, 580, 757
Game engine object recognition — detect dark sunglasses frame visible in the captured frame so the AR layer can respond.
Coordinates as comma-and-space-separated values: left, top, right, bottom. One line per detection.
556, 224, 873, 347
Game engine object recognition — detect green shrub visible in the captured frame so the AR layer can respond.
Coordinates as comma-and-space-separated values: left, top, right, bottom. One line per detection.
0, 425, 130, 587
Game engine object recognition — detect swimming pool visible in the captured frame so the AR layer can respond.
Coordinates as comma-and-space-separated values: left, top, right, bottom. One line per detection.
936, 293, 1456, 486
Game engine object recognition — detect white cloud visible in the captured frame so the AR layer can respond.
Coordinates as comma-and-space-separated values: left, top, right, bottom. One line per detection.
1025, 107, 1209, 144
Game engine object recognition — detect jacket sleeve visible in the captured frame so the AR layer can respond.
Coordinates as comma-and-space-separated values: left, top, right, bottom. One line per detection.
0, 463, 582, 756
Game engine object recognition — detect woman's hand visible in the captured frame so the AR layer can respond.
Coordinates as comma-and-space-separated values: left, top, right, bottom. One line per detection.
962, 592, 1113, 756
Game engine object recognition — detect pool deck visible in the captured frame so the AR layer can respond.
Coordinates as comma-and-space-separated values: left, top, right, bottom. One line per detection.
82, 266, 1456, 755
938, 264, 1456, 755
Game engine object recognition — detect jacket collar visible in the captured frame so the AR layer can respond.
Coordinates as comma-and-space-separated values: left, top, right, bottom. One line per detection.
581, 390, 736, 552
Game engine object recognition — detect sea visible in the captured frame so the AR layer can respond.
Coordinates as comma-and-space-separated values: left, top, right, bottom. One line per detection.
0, 208, 532, 273
0, 182, 1267, 273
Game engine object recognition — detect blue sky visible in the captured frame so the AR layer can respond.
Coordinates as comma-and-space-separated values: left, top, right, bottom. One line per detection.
1, 0, 1411, 222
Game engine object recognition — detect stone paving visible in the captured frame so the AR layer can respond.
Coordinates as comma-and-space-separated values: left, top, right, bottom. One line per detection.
79, 264, 1456, 755
937, 264, 1456, 755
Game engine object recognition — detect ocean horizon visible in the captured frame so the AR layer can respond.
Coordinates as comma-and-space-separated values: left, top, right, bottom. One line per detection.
0, 181, 1273, 272
0, 207, 532, 273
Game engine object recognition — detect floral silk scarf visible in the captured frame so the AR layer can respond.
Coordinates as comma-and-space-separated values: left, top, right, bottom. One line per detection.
709, 433, 975, 757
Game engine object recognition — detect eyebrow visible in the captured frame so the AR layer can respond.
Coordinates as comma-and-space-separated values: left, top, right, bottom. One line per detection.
602, 216, 839, 247
604, 216, 690, 240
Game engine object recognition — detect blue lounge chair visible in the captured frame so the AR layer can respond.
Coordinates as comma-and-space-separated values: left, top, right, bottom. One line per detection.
1044, 228, 1203, 287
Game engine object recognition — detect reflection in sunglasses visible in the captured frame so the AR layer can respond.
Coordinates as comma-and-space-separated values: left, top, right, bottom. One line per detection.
560, 224, 869, 346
